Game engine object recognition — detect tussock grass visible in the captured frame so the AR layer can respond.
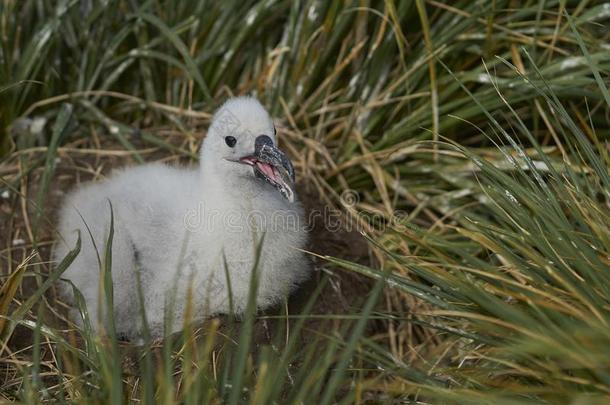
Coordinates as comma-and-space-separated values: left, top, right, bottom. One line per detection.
1, 1, 609, 403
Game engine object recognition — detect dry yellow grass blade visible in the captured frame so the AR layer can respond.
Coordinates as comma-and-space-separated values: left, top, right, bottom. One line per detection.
0, 251, 36, 336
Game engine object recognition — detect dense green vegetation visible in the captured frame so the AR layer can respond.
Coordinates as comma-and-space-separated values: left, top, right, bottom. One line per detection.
1, 1, 609, 403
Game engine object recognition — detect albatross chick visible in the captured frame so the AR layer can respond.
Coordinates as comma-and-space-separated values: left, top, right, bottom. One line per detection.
54, 97, 309, 340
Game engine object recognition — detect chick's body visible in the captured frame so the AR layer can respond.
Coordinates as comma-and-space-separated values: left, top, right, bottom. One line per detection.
54, 98, 309, 339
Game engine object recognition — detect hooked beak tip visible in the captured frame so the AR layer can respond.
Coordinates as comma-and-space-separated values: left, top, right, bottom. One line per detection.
235, 144, 296, 202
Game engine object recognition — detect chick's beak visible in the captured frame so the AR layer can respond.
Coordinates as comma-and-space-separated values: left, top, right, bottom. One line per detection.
238, 135, 296, 202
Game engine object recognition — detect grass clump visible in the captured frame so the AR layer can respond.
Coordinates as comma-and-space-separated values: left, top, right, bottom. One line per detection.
1, 1, 609, 403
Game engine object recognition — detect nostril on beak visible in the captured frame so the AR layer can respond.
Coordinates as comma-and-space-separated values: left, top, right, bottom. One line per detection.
255, 135, 273, 150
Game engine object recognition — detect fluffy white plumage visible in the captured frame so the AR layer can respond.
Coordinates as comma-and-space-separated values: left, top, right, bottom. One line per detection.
54, 97, 309, 339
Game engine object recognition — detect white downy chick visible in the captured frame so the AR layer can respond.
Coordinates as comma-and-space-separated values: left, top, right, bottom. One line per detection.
54, 97, 309, 340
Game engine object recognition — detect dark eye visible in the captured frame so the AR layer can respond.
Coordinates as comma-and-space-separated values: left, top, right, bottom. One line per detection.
225, 136, 236, 147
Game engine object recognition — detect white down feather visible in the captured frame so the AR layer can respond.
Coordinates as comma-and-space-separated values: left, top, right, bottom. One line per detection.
54, 97, 310, 340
